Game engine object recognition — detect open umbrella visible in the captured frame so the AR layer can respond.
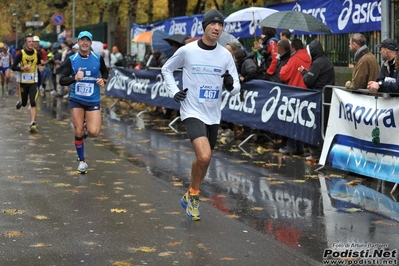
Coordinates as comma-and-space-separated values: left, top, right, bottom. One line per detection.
225, 7, 278, 23
217, 32, 240, 47
225, 7, 277, 39
258, 11, 332, 34
163, 34, 190, 47
132, 30, 174, 57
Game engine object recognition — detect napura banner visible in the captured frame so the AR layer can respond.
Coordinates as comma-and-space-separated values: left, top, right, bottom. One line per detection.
106, 67, 322, 146
320, 89, 399, 183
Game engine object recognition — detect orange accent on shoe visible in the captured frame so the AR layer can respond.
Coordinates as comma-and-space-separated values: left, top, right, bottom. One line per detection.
189, 188, 200, 195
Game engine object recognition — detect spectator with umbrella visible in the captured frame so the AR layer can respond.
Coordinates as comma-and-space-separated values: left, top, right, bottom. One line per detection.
164, 34, 190, 52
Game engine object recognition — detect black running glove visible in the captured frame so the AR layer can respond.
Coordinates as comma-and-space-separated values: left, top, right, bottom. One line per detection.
221, 70, 234, 92
174, 88, 188, 102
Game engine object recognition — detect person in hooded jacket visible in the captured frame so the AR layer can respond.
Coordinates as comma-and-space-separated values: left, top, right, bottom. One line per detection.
232, 48, 260, 141
233, 49, 258, 82
299, 40, 335, 90
147, 49, 169, 68
299, 39, 335, 162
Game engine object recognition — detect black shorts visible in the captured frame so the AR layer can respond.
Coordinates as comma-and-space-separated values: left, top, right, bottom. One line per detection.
69, 98, 100, 111
183, 117, 219, 150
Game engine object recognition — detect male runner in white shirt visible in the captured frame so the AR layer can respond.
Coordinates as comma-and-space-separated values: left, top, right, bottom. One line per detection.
162, 9, 240, 221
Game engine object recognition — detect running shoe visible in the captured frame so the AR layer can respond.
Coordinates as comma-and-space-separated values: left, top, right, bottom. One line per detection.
181, 192, 201, 221
77, 161, 88, 174
16, 101, 22, 110
83, 121, 88, 139
29, 123, 37, 132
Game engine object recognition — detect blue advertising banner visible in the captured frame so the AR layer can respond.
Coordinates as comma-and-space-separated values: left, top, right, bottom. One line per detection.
133, 14, 267, 39
132, 0, 382, 39
106, 68, 322, 146
133, 14, 206, 39
268, 0, 382, 34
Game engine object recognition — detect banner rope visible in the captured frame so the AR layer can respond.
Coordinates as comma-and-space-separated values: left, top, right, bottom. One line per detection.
371, 95, 380, 146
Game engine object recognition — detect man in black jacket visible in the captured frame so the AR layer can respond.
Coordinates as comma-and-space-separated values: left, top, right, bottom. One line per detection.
367, 38, 398, 93
299, 40, 335, 89
270, 39, 291, 83
299, 39, 335, 162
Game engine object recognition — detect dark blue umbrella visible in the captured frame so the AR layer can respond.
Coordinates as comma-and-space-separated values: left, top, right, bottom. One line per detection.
132, 30, 174, 57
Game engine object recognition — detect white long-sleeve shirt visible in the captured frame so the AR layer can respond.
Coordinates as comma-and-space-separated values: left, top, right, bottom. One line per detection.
162, 40, 240, 125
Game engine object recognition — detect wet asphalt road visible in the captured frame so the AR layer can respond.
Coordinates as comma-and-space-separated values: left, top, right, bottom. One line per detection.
0, 84, 398, 265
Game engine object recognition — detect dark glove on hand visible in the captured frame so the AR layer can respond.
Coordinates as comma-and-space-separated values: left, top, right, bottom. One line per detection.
221, 70, 234, 92
239, 88, 245, 102
174, 88, 188, 102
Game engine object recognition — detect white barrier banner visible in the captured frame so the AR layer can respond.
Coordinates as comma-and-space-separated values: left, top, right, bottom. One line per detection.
320, 89, 399, 183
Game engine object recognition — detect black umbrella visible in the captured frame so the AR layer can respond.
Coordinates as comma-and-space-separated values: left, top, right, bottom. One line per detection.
258, 11, 332, 34
163, 34, 190, 46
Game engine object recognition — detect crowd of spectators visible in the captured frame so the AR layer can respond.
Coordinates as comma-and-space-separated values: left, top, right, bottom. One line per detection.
213, 30, 387, 163
111, 30, 394, 163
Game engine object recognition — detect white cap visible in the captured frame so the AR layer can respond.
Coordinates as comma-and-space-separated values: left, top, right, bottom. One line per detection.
33, 36, 40, 42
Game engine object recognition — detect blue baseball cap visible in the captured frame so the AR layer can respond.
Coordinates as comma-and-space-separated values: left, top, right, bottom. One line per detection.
77, 31, 92, 41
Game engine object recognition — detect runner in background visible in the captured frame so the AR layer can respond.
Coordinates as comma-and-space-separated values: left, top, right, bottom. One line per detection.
11, 35, 44, 132
0, 45, 13, 95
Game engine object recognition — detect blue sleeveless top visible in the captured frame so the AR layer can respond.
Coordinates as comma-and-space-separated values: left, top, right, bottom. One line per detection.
69, 51, 101, 103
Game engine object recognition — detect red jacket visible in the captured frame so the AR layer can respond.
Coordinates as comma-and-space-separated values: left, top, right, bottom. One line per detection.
266, 39, 278, 75
280, 49, 311, 88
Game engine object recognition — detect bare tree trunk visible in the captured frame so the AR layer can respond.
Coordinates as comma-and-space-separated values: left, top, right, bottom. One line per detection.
212, 0, 220, 10
148, 0, 154, 23
127, 0, 139, 55
168, 0, 188, 17
192, 0, 202, 14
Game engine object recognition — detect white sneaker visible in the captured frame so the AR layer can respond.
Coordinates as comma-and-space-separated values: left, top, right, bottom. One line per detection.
63, 93, 69, 99
50, 90, 56, 96
77, 161, 88, 174
39, 86, 44, 93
